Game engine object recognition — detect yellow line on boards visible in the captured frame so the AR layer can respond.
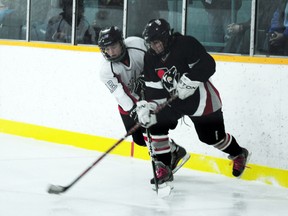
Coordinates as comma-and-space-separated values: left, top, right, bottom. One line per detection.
0, 40, 100, 52
0, 118, 131, 156
212, 54, 288, 65
0, 118, 287, 188
1, 40, 288, 64
182, 153, 288, 188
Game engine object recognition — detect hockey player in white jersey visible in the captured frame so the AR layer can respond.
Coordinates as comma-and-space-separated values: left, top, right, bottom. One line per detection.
98, 26, 190, 188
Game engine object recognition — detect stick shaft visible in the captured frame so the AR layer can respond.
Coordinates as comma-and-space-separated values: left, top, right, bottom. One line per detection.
62, 123, 141, 191
49, 95, 177, 193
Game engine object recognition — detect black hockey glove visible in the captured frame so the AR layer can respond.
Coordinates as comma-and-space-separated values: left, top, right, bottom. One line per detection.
129, 104, 138, 122
133, 75, 145, 99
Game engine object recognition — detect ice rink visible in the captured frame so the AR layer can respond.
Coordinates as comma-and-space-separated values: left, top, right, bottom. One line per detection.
0, 132, 287, 216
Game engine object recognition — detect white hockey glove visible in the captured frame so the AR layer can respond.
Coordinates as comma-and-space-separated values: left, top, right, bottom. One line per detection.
136, 100, 157, 128
176, 73, 201, 100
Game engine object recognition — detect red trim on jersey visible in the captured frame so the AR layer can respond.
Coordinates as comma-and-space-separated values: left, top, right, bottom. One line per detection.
118, 105, 129, 115
208, 80, 222, 103
114, 73, 138, 114
203, 83, 213, 115
203, 81, 222, 115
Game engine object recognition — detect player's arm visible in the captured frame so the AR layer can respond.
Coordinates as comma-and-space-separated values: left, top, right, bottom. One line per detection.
185, 36, 216, 82
100, 68, 135, 112
176, 37, 216, 100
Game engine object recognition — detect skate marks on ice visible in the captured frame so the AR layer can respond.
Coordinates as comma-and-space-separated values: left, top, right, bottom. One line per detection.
0, 133, 288, 216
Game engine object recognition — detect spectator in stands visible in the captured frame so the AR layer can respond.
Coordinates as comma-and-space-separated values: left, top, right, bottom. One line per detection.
92, 0, 123, 43
266, 0, 288, 55
0, 0, 25, 40
201, 0, 242, 52
126, 0, 169, 37
92, 0, 168, 39
0, 1, 12, 23
223, 19, 251, 54
45, 0, 95, 44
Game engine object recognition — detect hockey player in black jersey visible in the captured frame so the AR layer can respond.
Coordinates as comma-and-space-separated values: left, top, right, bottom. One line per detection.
136, 19, 250, 183
98, 26, 190, 188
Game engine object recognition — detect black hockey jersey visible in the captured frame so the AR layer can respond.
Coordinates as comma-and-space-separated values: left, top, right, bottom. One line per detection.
143, 34, 222, 116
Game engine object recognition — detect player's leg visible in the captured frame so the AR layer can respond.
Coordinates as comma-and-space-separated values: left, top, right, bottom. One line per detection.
190, 109, 249, 177
120, 112, 146, 147
153, 106, 190, 173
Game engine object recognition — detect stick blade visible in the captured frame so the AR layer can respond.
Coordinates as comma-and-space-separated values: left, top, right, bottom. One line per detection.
47, 184, 67, 194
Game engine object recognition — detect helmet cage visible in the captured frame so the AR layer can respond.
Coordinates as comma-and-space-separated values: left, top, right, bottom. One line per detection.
98, 26, 126, 62
142, 19, 172, 57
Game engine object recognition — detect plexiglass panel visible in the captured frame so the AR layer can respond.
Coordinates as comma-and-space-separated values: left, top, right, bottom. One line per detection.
0, 0, 27, 40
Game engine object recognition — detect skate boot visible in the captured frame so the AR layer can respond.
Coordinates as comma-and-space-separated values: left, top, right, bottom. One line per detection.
170, 140, 191, 174
229, 148, 249, 177
150, 161, 174, 196
150, 161, 173, 186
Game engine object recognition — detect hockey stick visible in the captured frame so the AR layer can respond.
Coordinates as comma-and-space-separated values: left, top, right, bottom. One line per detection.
47, 122, 141, 195
146, 128, 159, 193
47, 94, 178, 195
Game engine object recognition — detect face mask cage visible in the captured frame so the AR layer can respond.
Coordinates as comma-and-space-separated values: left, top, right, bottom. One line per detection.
100, 41, 126, 63
98, 26, 126, 62
143, 19, 172, 57
144, 33, 171, 57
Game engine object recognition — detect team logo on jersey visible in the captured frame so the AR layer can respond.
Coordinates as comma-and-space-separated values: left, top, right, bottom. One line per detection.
155, 66, 178, 92
106, 80, 117, 93
127, 71, 137, 92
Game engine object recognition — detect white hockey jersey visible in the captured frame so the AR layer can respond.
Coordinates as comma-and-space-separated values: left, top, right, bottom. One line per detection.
99, 37, 147, 113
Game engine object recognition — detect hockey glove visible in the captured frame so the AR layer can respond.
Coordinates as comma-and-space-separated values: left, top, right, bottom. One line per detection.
136, 100, 157, 128
176, 73, 201, 100
129, 104, 138, 122
161, 66, 178, 93
133, 75, 145, 98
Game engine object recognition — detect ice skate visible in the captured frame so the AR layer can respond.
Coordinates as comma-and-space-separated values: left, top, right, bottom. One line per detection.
150, 161, 173, 192
229, 148, 250, 177
170, 140, 191, 174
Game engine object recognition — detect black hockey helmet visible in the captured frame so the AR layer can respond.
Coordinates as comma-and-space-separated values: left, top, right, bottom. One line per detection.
142, 18, 172, 57
98, 26, 126, 62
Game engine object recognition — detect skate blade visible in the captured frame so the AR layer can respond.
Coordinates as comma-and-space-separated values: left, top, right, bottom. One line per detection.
157, 182, 173, 198
172, 153, 191, 174
151, 180, 174, 191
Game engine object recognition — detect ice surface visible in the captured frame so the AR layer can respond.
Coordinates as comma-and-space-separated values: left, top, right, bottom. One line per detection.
0, 133, 287, 216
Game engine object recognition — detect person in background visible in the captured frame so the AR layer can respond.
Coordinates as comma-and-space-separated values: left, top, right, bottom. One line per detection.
93, 0, 169, 38
126, 0, 168, 37
98, 26, 190, 187
0, 0, 13, 23
267, 0, 288, 55
201, 0, 242, 52
92, 0, 123, 43
45, 0, 95, 44
0, 0, 25, 40
223, 19, 251, 54
254, 0, 277, 54
137, 18, 250, 186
